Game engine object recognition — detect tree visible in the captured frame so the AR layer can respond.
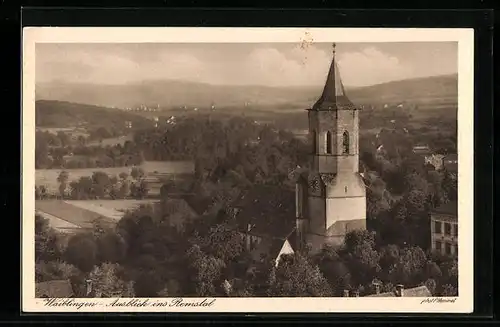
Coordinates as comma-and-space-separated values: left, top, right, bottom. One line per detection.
89, 263, 134, 297
198, 222, 245, 262
92, 171, 112, 198
387, 246, 427, 286
185, 244, 226, 296
424, 261, 443, 280
267, 253, 333, 297
423, 278, 437, 296
442, 172, 458, 201
131, 180, 149, 199
94, 229, 127, 264
64, 233, 98, 273
341, 230, 381, 286
315, 246, 352, 295
131, 167, 145, 180
441, 284, 458, 297
119, 172, 129, 181
70, 176, 93, 200
378, 244, 400, 274
133, 271, 163, 297
35, 215, 60, 261
35, 260, 81, 283
57, 170, 70, 198
118, 181, 130, 199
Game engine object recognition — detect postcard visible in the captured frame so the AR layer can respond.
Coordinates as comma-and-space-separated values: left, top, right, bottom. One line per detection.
22, 27, 473, 313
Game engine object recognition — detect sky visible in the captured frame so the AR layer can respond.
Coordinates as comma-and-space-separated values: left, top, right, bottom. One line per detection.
36, 42, 457, 88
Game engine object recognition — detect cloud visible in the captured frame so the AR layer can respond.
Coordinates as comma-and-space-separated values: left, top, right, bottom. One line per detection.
36, 44, 439, 87
225, 45, 332, 87
337, 47, 414, 87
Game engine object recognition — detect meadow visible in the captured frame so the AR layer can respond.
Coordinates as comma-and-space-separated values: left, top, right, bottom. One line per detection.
65, 199, 160, 220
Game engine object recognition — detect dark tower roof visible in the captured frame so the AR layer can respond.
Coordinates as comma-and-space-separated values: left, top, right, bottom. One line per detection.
311, 43, 356, 111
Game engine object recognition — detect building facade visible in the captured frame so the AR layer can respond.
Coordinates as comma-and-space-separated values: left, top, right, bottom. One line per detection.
430, 200, 458, 257
295, 44, 367, 253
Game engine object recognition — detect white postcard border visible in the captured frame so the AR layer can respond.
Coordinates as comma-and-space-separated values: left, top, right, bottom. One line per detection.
22, 27, 474, 313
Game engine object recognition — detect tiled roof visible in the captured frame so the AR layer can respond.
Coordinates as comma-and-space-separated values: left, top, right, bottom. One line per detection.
232, 186, 296, 239
36, 279, 74, 298
311, 44, 356, 111
366, 285, 431, 297
432, 200, 458, 216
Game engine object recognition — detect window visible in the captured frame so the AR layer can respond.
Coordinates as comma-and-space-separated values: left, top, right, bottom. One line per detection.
435, 241, 442, 252
342, 131, 350, 154
326, 131, 332, 154
434, 221, 442, 234
445, 242, 452, 255
452, 224, 458, 237
444, 222, 451, 235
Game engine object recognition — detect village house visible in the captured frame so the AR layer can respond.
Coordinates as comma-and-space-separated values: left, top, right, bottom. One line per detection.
430, 200, 458, 257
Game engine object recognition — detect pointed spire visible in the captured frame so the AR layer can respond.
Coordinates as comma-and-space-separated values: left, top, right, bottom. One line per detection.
312, 43, 355, 111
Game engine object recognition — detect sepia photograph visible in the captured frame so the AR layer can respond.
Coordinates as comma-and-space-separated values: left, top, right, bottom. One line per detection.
22, 28, 473, 313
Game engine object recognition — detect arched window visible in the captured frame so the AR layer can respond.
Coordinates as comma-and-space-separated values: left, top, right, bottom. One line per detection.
342, 131, 350, 154
326, 131, 332, 154
311, 130, 317, 153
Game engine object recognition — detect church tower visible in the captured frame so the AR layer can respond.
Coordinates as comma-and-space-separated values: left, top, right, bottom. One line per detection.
295, 43, 366, 253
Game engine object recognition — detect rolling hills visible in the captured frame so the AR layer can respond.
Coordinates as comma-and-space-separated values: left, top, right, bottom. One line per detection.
35, 100, 154, 128
36, 74, 457, 111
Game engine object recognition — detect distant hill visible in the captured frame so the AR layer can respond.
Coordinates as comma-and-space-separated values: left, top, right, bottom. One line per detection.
35, 100, 153, 128
347, 74, 458, 106
36, 74, 457, 111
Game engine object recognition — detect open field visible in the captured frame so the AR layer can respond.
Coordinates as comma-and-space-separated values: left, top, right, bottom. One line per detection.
65, 199, 160, 220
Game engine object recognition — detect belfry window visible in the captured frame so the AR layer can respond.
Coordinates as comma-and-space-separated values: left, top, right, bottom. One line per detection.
326, 131, 332, 154
342, 131, 350, 154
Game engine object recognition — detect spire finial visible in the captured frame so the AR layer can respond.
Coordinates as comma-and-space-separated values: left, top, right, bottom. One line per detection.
332, 43, 336, 54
